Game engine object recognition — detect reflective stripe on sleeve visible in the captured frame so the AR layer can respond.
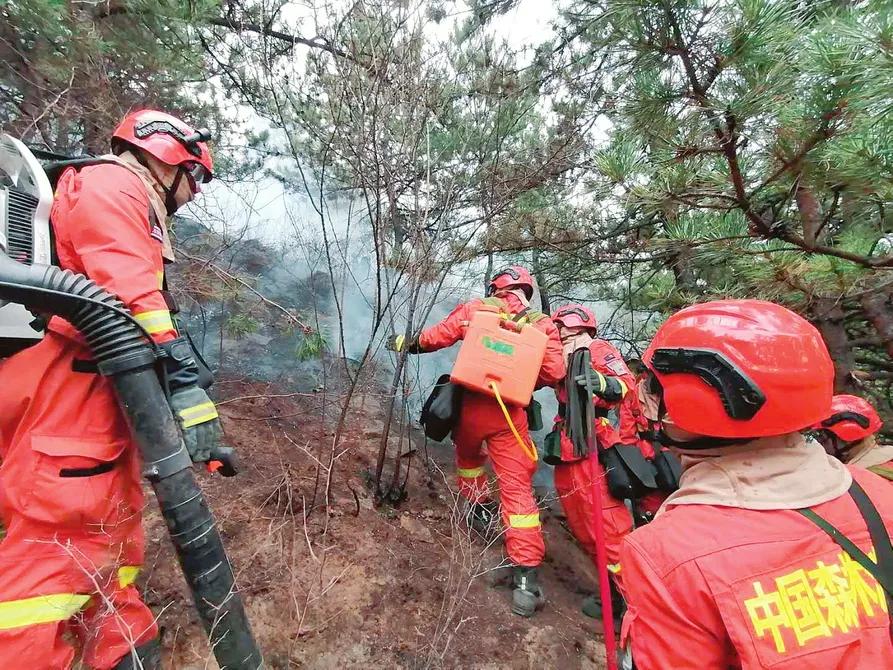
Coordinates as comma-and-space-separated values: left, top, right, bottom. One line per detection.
133, 309, 174, 334
608, 563, 622, 574
457, 466, 486, 479
178, 402, 219, 428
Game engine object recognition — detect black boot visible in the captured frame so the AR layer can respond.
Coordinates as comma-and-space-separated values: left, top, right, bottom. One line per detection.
512, 565, 545, 617
582, 575, 626, 626
467, 500, 500, 539
112, 638, 162, 670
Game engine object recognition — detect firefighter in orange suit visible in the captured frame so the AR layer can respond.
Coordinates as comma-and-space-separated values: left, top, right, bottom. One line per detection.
813, 394, 893, 480
390, 266, 565, 616
621, 299, 893, 669
0, 110, 227, 669
550, 304, 638, 625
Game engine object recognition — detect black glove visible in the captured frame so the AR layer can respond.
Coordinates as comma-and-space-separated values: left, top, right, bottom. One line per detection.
159, 337, 233, 474
158, 336, 201, 391
576, 370, 626, 403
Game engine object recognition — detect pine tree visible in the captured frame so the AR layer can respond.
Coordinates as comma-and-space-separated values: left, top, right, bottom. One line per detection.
557, 0, 893, 418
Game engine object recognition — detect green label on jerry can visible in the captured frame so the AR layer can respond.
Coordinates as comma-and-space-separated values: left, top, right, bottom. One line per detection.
481, 335, 515, 356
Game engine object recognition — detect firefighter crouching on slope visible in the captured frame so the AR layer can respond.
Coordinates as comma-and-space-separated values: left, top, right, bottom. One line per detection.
389, 266, 565, 617
813, 394, 893, 479
549, 304, 639, 626
0, 110, 231, 670
621, 299, 893, 669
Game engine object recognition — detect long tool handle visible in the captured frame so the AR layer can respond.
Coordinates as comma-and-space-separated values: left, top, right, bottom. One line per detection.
589, 449, 619, 670
580, 356, 619, 670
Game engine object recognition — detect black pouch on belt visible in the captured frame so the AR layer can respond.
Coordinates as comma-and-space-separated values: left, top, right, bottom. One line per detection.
542, 428, 562, 466
599, 443, 658, 500
421, 374, 463, 442
526, 398, 543, 432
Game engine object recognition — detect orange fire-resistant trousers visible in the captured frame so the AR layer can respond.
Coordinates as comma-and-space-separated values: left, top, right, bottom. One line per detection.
554, 452, 633, 597
0, 328, 157, 669
453, 392, 544, 566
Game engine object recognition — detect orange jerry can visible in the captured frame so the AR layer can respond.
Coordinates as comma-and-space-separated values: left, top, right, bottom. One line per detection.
451, 309, 548, 407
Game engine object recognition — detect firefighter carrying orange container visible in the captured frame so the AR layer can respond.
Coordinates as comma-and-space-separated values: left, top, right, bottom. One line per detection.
389, 265, 565, 616
0, 110, 235, 669
621, 299, 893, 669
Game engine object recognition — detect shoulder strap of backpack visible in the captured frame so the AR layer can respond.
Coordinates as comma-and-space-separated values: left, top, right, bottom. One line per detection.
43, 157, 118, 191
797, 480, 893, 602
480, 296, 506, 309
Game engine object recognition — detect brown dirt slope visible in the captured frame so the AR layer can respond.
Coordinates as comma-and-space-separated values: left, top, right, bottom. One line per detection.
140, 381, 608, 669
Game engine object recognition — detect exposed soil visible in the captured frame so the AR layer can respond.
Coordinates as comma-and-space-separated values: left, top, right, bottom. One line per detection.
139, 380, 609, 669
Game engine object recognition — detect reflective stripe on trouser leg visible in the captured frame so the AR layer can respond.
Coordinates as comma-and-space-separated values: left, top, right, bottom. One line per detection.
0, 593, 91, 630
118, 566, 140, 588
456, 465, 490, 503
486, 425, 545, 566
509, 514, 541, 529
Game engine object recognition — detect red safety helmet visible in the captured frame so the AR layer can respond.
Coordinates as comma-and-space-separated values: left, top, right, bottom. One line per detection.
553, 304, 598, 334
488, 265, 534, 299
643, 299, 833, 439
815, 394, 883, 443
112, 110, 214, 184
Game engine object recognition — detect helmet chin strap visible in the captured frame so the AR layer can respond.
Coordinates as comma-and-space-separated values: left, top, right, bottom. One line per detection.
132, 151, 184, 216
163, 169, 184, 216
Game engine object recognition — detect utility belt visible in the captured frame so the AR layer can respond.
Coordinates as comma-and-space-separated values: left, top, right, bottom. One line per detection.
546, 348, 681, 500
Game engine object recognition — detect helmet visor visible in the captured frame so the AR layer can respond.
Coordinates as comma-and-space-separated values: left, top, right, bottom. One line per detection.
183, 162, 210, 193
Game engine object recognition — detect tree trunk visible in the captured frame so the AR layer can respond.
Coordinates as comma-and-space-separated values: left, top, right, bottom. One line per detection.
668, 246, 697, 295
796, 184, 822, 247
813, 297, 859, 393
860, 287, 893, 359
531, 247, 551, 314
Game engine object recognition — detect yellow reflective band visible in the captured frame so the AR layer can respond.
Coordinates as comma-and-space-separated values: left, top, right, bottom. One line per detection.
608, 563, 622, 574
118, 566, 140, 588
156, 271, 164, 289
509, 513, 540, 529
134, 309, 173, 334
178, 402, 219, 428
0, 593, 91, 631
457, 466, 485, 479
617, 379, 628, 398
599, 417, 611, 427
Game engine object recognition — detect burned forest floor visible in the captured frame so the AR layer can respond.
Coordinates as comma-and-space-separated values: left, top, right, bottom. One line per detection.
139, 378, 609, 669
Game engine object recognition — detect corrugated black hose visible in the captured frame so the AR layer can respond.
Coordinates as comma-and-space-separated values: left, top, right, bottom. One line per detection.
0, 256, 263, 669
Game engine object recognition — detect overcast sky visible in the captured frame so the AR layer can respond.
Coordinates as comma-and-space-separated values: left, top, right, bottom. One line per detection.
190, 1, 564, 243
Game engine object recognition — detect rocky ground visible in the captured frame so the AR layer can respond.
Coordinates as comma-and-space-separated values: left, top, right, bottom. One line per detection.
136, 379, 609, 669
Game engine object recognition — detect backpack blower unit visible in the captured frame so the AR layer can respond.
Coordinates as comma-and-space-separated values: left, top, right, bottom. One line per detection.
0, 134, 263, 669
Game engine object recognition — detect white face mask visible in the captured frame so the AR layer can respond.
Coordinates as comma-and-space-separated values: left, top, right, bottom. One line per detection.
559, 327, 594, 358
637, 376, 661, 422
494, 287, 531, 308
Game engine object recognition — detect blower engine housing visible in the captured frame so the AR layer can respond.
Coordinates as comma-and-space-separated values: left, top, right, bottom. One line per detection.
0, 134, 53, 354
